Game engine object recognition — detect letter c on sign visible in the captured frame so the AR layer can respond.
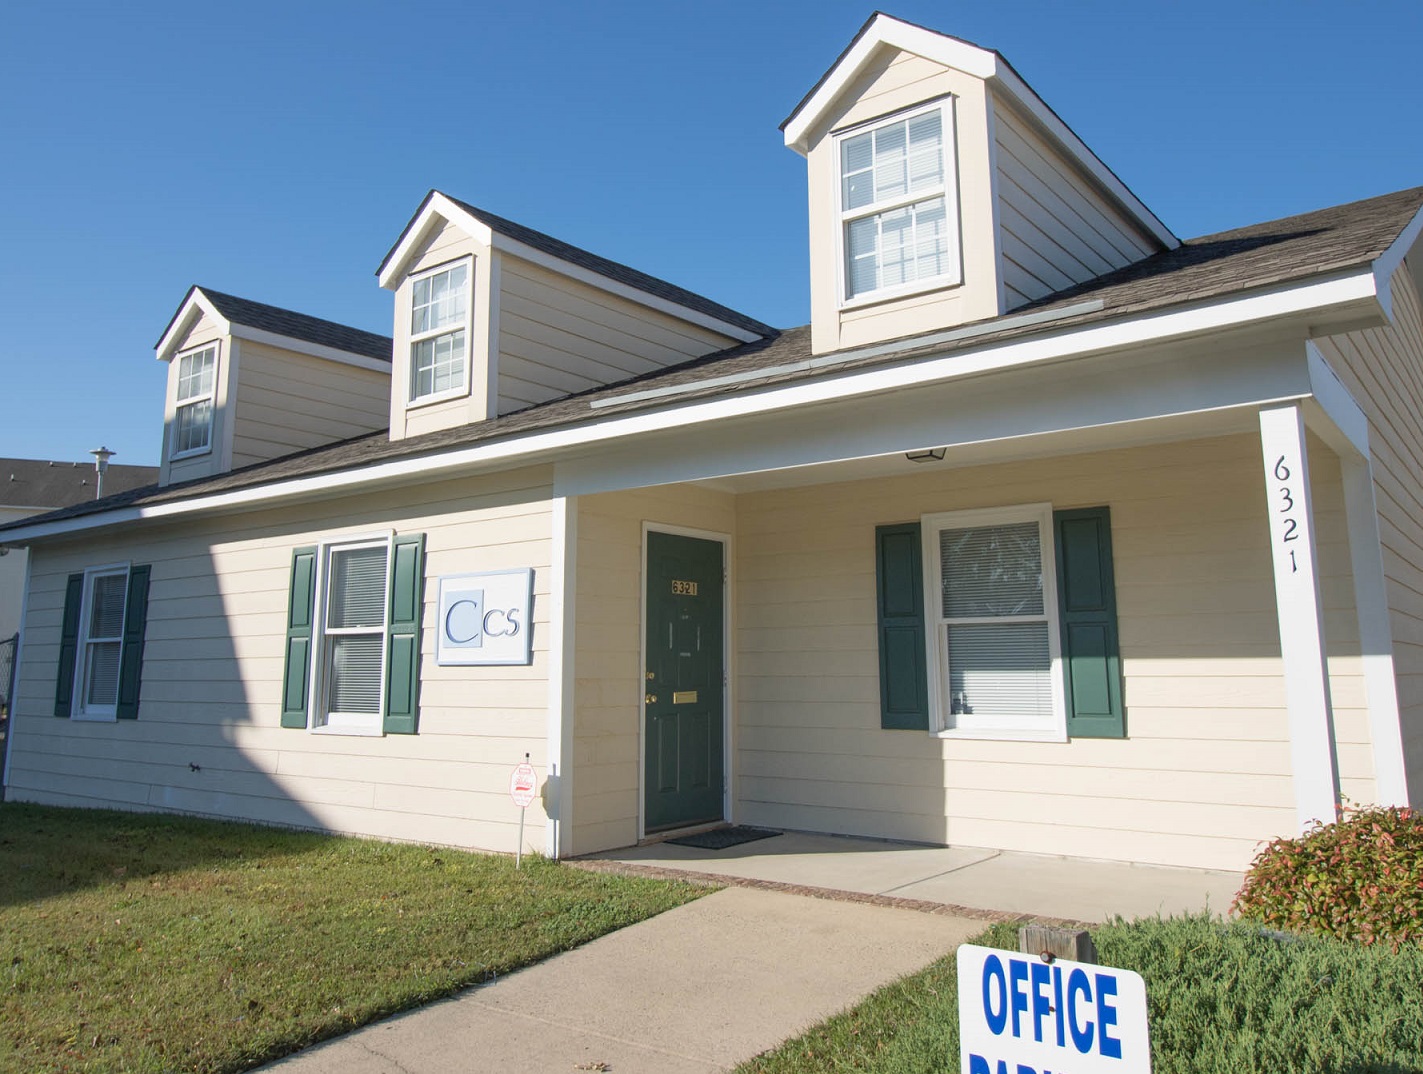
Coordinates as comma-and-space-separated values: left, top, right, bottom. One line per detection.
981, 954, 1008, 1036
444, 599, 482, 644
483, 608, 517, 638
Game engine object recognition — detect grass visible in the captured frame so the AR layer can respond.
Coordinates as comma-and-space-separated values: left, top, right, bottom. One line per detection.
738, 916, 1423, 1074
0, 803, 708, 1074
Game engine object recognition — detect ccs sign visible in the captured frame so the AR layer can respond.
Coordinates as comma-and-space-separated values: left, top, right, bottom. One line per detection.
436, 569, 534, 666
957, 945, 1151, 1074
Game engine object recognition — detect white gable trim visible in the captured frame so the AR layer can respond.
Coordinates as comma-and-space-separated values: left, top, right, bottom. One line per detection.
155, 290, 230, 362
782, 13, 1177, 250
0, 267, 1384, 546
227, 324, 392, 373
1371, 202, 1423, 322
378, 193, 761, 344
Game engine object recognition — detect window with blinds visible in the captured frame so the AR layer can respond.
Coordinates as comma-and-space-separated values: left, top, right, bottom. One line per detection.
76, 567, 129, 718
925, 506, 1062, 736
838, 101, 960, 301
321, 541, 390, 728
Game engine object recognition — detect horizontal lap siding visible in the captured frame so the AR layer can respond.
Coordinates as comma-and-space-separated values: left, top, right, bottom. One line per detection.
230, 342, 389, 469
496, 258, 735, 415
992, 100, 1158, 308
7, 466, 555, 853
570, 485, 736, 854
735, 433, 1364, 871
1315, 266, 1423, 804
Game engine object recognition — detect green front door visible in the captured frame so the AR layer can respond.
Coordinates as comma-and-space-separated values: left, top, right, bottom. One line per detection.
644, 530, 725, 833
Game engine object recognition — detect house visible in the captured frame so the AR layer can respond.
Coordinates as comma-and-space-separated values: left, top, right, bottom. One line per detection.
1, 13, 1421, 872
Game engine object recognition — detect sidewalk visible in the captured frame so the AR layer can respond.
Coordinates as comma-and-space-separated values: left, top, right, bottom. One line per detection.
261, 887, 983, 1073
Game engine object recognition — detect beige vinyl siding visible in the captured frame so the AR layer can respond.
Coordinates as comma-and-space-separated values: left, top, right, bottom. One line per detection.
735, 433, 1366, 872
229, 341, 389, 469
495, 257, 740, 415
1313, 265, 1423, 804
992, 98, 1159, 309
571, 484, 736, 854
6, 466, 555, 853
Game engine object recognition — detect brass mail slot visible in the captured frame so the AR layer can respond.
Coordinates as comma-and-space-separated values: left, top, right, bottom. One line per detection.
671, 579, 699, 596
672, 690, 698, 704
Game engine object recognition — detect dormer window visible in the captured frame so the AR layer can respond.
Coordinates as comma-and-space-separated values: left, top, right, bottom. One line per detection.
409, 259, 471, 405
172, 344, 218, 458
838, 101, 961, 303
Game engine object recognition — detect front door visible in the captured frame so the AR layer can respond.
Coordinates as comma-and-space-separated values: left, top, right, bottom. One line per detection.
644, 530, 725, 832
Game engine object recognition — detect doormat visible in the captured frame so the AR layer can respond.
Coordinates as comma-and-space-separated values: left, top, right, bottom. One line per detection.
666, 826, 781, 850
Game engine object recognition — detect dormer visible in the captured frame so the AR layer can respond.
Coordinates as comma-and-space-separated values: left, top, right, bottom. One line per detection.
377, 191, 774, 442
783, 13, 1178, 355
154, 287, 392, 487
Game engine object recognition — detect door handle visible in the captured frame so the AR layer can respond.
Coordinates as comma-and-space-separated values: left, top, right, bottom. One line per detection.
645, 693, 658, 704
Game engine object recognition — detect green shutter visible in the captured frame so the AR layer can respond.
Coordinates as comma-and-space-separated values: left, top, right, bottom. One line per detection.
383, 533, 425, 735
1053, 507, 1125, 738
115, 565, 151, 720
54, 573, 84, 717
280, 546, 318, 729
875, 523, 930, 730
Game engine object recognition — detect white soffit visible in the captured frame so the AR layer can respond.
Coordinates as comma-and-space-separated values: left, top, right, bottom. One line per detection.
782, 13, 1177, 250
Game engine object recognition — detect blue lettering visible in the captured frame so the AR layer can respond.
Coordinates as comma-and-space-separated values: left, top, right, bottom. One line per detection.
968, 1055, 991, 1074
982, 954, 1008, 1036
1009, 958, 1030, 1038
1067, 967, 1094, 1053
1096, 973, 1122, 1059
1030, 961, 1052, 1043
1016, 1065, 1037, 1074
1052, 964, 1065, 1047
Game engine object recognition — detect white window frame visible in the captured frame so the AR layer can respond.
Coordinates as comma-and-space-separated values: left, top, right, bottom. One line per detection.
921, 503, 1066, 742
834, 98, 962, 309
407, 257, 474, 409
170, 342, 219, 460
72, 562, 130, 722
308, 532, 394, 737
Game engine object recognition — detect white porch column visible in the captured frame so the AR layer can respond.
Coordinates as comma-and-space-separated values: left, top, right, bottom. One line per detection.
545, 496, 578, 858
1259, 403, 1340, 829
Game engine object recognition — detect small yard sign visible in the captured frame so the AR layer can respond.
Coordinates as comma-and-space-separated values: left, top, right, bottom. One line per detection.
509, 761, 537, 808
957, 944, 1151, 1074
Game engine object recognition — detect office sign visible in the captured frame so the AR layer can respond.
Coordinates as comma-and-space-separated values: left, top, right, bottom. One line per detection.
436, 569, 534, 666
957, 944, 1151, 1074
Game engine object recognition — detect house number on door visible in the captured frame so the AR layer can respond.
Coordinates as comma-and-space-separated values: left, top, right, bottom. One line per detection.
671, 579, 699, 595
1274, 454, 1301, 573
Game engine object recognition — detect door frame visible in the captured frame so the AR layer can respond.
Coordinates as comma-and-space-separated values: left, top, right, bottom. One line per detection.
639, 521, 733, 841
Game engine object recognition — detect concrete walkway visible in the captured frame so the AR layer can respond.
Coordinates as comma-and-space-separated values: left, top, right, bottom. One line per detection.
261, 887, 982, 1073
587, 831, 1245, 923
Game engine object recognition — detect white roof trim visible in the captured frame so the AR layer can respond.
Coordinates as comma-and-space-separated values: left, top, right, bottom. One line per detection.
1371, 202, 1423, 322
0, 267, 1383, 546
378, 193, 761, 344
155, 290, 230, 362
782, 13, 1178, 250
227, 324, 392, 373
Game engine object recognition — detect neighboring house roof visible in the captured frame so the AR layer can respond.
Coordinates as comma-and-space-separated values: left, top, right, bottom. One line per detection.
0, 458, 158, 511
7, 184, 1423, 536
156, 286, 394, 363
378, 191, 778, 340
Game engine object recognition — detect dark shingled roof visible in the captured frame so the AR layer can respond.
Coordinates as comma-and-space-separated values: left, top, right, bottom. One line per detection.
0, 458, 158, 511
9, 185, 1423, 536
157, 287, 393, 363
382, 191, 776, 340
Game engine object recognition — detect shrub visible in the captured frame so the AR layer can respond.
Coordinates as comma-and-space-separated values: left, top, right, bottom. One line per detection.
1232, 804, 1423, 949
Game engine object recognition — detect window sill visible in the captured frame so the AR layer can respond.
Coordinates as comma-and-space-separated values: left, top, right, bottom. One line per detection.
934, 726, 1067, 743
71, 711, 118, 723
406, 385, 470, 411
840, 274, 963, 313
309, 723, 384, 738
169, 445, 213, 462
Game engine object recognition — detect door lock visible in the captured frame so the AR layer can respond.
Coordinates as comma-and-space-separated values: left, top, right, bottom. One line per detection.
645, 693, 658, 704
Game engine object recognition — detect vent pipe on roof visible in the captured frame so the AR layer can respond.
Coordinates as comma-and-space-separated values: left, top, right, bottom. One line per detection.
89, 446, 115, 500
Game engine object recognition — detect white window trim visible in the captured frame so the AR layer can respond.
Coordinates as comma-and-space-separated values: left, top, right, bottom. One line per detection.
834, 97, 963, 309
920, 503, 1066, 742
406, 256, 474, 409
170, 342, 220, 461
72, 562, 130, 722
308, 531, 394, 736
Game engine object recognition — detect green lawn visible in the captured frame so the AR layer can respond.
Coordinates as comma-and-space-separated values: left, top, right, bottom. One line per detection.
0, 803, 708, 1074
738, 917, 1423, 1074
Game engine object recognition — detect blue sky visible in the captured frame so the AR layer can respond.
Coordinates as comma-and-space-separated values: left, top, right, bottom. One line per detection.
2, 1, 1420, 467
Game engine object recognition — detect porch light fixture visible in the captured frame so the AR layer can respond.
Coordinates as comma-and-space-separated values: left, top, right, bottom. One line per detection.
906, 448, 946, 463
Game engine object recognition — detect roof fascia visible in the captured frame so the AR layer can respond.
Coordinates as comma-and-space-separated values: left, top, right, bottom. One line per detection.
487, 232, 763, 344
1371, 202, 1423, 322
377, 192, 494, 290
781, 13, 1178, 250
2, 267, 1383, 546
226, 324, 392, 373
155, 289, 231, 362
